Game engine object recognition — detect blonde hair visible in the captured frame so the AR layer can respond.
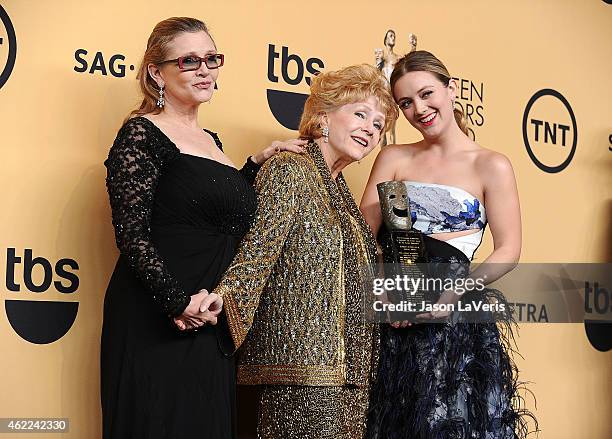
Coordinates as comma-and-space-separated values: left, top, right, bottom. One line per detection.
299, 64, 399, 140
390, 50, 469, 135
127, 17, 212, 120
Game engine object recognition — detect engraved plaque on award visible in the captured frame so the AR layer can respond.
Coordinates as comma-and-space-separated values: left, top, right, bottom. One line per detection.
377, 181, 428, 315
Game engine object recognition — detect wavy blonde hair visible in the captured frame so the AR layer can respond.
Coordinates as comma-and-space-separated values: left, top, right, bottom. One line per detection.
299, 64, 399, 140
390, 50, 469, 135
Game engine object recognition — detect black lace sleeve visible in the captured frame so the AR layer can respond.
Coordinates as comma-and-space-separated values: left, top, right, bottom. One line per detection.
203, 128, 261, 185
239, 157, 262, 185
104, 118, 190, 317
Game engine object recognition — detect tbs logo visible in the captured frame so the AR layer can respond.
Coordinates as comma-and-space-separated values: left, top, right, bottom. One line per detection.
0, 5, 17, 90
522, 89, 577, 173
267, 44, 324, 130
4, 248, 80, 344
584, 281, 612, 352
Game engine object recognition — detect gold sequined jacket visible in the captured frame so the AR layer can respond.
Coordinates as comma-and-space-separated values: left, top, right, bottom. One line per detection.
215, 144, 378, 387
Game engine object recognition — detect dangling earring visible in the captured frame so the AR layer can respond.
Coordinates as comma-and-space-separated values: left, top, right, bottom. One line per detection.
209, 82, 218, 104
157, 85, 165, 108
322, 126, 329, 143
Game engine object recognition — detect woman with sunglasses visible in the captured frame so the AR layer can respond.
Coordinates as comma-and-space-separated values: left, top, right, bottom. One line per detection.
100, 17, 305, 439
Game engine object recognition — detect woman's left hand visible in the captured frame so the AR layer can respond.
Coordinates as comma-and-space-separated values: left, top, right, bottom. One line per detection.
173, 290, 223, 331
416, 289, 457, 321
251, 139, 308, 165
415, 309, 451, 321
391, 308, 451, 327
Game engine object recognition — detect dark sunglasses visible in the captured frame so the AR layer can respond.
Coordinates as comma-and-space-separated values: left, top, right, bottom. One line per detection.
159, 54, 225, 71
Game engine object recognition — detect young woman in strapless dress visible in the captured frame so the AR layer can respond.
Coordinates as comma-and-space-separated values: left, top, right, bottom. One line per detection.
361, 50, 537, 439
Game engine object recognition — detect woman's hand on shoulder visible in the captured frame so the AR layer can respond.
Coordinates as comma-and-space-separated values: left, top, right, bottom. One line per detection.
252, 139, 308, 165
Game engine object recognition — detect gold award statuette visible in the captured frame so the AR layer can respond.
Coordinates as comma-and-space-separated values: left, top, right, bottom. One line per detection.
377, 181, 428, 314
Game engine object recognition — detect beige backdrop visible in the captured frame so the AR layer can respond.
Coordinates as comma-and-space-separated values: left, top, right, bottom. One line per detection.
0, 1, 611, 438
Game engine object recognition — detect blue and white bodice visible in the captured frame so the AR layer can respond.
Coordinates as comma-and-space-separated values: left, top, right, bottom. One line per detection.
404, 181, 487, 260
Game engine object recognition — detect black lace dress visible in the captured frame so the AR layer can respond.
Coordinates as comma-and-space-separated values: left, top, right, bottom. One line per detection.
101, 117, 258, 439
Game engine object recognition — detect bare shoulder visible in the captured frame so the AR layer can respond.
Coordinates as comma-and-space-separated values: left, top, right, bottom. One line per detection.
473, 147, 516, 189
376, 141, 421, 163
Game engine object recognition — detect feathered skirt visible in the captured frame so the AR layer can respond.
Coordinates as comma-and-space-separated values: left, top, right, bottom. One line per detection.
366, 237, 536, 439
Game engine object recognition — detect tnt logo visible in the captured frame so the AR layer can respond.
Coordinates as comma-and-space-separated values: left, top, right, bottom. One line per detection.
4, 248, 80, 344
0, 5, 17, 90
522, 89, 577, 173
266, 44, 324, 130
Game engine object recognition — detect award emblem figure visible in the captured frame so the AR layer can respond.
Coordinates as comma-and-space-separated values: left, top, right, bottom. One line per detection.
374, 30, 418, 146
375, 30, 399, 146
377, 181, 428, 317
408, 33, 418, 53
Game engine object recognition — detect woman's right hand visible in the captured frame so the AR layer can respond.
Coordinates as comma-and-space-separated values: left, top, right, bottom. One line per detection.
251, 139, 307, 165
173, 289, 223, 331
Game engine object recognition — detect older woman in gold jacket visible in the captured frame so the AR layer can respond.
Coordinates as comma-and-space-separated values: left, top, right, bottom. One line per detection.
214, 64, 398, 438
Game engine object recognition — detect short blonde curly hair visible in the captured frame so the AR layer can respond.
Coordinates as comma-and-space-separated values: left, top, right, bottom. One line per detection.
299, 64, 398, 140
